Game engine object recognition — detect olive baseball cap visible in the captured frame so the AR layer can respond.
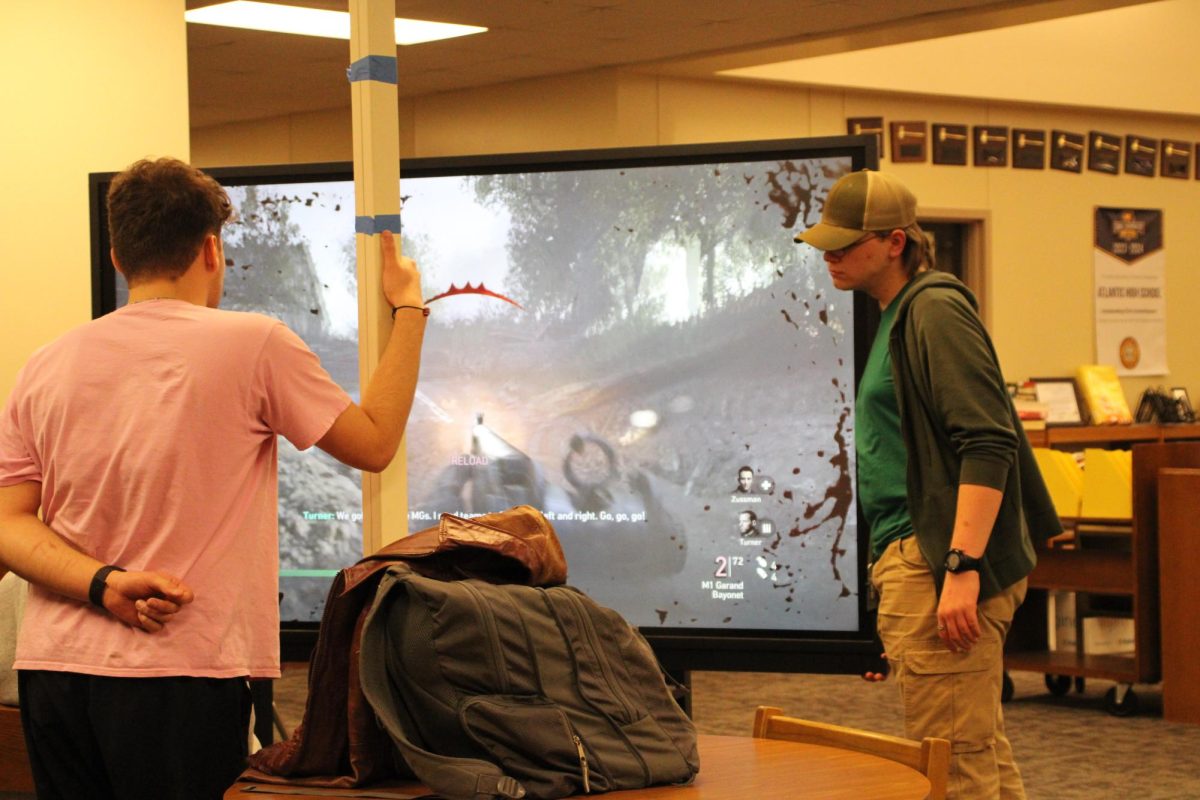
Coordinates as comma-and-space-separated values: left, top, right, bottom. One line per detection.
794, 169, 917, 251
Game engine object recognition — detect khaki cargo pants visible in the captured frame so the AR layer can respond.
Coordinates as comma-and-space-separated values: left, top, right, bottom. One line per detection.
872, 535, 1027, 800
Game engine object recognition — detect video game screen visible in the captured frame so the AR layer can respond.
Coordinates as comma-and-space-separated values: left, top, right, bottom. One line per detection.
95, 138, 870, 647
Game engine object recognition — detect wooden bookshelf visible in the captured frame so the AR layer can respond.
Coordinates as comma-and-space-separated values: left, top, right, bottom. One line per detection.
1023, 423, 1200, 448
1161, 423, 1200, 441
1025, 422, 1200, 448
1004, 650, 1140, 684
1006, 438, 1200, 712
1027, 543, 1133, 594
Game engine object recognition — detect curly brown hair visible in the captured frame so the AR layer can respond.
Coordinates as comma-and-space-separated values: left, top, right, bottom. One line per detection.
107, 158, 232, 284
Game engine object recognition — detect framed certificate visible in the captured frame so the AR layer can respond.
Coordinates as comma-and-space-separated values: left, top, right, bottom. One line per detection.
1032, 378, 1087, 426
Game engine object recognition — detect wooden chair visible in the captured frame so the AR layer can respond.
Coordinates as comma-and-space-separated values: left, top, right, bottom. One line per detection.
753, 705, 949, 800
0, 704, 35, 793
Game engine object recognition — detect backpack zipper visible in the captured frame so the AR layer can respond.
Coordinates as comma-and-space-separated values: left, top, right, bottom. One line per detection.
561, 590, 639, 722
573, 734, 591, 793
555, 589, 650, 785
535, 586, 652, 786
461, 582, 510, 692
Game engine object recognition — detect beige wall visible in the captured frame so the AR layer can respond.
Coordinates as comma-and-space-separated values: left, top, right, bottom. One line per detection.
191, 69, 1200, 410
829, 90, 1200, 406
192, 106, 359, 168
0, 0, 191, 402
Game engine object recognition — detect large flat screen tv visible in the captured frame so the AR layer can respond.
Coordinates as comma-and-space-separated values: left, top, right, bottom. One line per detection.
91, 136, 880, 673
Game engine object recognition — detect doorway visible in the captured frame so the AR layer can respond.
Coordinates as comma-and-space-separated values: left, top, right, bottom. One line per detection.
920, 214, 989, 326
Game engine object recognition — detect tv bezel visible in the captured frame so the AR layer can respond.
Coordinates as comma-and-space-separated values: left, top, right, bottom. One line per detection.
89, 135, 882, 674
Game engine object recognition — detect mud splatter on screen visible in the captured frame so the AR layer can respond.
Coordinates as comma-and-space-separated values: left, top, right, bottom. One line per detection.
404, 155, 859, 633
114, 152, 861, 631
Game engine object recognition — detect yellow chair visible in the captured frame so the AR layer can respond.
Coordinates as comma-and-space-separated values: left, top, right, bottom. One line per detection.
753, 705, 950, 800
0, 704, 35, 793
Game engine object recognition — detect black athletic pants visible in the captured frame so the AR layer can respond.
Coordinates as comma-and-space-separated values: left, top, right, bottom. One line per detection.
18, 670, 251, 800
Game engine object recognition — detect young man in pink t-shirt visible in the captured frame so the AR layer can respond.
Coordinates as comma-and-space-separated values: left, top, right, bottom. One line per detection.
0, 158, 427, 799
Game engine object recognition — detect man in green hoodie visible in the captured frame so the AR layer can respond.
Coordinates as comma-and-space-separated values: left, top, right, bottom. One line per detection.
795, 169, 1061, 800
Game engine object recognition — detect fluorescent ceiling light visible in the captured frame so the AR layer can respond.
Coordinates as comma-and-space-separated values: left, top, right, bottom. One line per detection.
393, 17, 486, 46
185, 1, 486, 45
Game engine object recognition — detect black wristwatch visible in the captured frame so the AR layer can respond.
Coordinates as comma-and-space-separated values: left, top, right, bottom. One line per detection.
88, 565, 126, 608
943, 548, 983, 574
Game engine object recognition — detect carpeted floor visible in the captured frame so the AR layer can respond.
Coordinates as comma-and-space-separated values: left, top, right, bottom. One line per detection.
687, 670, 1200, 800
273, 664, 1200, 799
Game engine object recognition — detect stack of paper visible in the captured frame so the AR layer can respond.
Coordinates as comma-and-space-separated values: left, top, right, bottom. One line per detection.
1080, 448, 1133, 519
1033, 448, 1084, 518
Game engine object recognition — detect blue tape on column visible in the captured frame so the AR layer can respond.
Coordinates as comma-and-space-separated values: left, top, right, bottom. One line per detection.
355, 215, 402, 235
347, 55, 398, 85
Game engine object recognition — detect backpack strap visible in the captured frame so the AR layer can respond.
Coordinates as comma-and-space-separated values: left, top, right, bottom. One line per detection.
359, 569, 527, 800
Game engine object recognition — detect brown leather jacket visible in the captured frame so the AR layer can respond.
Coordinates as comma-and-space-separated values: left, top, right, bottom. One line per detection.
244, 505, 567, 788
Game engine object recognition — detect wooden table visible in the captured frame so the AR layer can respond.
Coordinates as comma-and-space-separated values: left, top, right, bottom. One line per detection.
227, 733, 931, 800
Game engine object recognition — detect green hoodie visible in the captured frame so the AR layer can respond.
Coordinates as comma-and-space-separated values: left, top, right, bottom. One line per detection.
888, 270, 1062, 598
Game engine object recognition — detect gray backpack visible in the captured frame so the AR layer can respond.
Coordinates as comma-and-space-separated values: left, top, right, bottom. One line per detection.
358, 564, 700, 799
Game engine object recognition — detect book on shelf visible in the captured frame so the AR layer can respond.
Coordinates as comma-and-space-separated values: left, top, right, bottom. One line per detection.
1075, 364, 1132, 425
1013, 395, 1048, 431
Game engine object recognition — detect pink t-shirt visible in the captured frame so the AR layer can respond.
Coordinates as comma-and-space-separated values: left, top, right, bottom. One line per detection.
0, 300, 351, 678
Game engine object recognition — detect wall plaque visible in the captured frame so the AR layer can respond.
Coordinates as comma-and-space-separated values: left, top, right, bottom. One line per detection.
1160, 140, 1190, 179
1088, 131, 1121, 174
973, 126, 1008, 166
1124, 135, 1158, 177
847, 117, 884, 159
932, 124, 968, 165
889, 121, 927, 162
1051, 130, 1084, 173
1012, 129, 1046, 170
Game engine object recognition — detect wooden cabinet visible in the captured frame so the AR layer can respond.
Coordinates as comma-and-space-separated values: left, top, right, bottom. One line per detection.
1004, 429, 1200, 713
1158, 468, 1200, 724
0, 705, 34, 793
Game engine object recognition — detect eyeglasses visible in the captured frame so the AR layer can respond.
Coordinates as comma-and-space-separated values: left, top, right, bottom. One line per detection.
824, 233, 886, 260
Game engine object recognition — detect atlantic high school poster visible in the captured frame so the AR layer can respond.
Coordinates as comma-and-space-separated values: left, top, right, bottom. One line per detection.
1093, 208, 1166, 376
